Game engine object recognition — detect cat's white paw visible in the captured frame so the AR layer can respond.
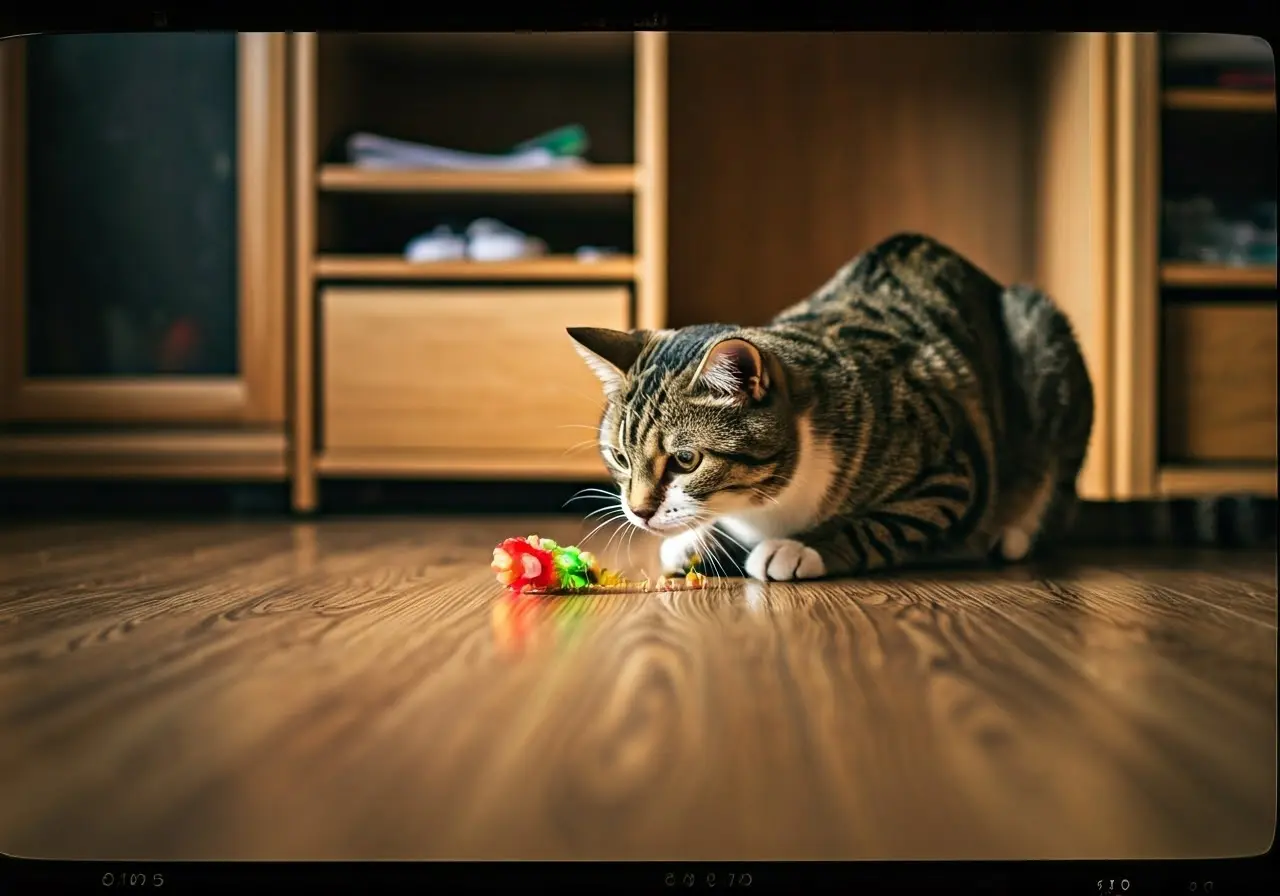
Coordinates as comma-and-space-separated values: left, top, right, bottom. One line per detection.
745, 538, 825, 581
659, 529, 704, 574
998, 528, 1032, 562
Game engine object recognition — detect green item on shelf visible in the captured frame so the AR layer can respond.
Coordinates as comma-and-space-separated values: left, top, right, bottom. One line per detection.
514, 124, 590, 158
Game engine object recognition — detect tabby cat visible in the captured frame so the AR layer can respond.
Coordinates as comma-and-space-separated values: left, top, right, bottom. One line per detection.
568, 233, 1094, 581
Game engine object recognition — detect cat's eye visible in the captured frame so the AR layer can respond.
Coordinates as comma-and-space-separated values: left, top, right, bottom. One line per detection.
604, 447, 629, 471
671, 449, 701, 471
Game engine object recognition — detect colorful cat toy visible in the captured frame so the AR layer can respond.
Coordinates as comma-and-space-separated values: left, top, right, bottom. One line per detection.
490, 535, 709, 595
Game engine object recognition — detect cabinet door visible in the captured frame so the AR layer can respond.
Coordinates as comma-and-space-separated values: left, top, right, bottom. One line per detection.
0, 33, 286, 424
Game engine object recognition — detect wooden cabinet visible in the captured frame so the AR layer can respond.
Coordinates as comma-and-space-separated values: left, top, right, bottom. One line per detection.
319, 286, 627, 477
0, 33, 288, 478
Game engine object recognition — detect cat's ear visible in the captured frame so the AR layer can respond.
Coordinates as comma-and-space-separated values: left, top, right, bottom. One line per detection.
691, 337, 769, 405
566, 327, 651, 396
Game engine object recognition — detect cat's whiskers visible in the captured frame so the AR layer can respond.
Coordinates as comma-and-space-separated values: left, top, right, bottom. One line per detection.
695, 516, 750, 555
693, 527, 733, 580
583, 504, 622, 520
562, 485, 620, 508
561, 438, 604, 457
601, 514, 636, 557
579, 509, 627, 548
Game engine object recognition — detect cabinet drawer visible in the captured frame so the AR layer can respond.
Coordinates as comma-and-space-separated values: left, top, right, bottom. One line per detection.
321, 287, 629, 475
1162, 303, 1277, 462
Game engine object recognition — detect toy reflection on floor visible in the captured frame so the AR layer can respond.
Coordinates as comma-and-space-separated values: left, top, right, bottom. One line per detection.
490, 535, 710, 595
490, 592, 593, 658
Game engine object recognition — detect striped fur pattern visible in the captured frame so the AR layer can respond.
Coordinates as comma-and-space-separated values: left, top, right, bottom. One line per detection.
568, 233, 1095, 581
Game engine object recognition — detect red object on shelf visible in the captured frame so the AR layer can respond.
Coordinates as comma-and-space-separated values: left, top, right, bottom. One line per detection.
1217, 70, 1275, 90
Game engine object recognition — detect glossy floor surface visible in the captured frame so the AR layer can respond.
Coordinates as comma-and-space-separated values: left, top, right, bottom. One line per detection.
0, 518, 1275, 860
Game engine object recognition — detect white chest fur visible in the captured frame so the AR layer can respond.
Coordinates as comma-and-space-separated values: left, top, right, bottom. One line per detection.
720, 414, 836, 545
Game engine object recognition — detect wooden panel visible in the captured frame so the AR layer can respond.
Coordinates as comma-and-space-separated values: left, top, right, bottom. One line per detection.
1030, 33, 1114, 501
1161, 304, 1278, 462
238, 32, 289, 425
634, 31, 668, 331
317, 165, 638, 194
314, 255, 637, 282
291, 33, 319, 511
1110, 32, 1162, 499
0, 429, 286, 479
1162, 88, 1275, 113
667, 33, 1038, 328
321, 287, 628, 475
1161, 263, 1276, 289
1158, 465, 1277, 498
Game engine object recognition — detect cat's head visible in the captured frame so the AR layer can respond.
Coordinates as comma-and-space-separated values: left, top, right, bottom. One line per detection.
567, 325, 795, 533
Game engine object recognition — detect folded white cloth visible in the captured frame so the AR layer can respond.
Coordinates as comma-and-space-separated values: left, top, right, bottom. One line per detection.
465, 218, 547, 262
348, 132, 584, 172
404, 225, 467, 263
575, 246, 621, 262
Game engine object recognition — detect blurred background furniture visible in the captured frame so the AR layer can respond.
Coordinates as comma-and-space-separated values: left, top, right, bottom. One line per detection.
0, 33, 288, 479
0, 31, 1274, 512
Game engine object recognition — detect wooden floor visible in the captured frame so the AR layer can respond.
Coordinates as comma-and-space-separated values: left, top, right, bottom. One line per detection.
0, 517, 1274, 861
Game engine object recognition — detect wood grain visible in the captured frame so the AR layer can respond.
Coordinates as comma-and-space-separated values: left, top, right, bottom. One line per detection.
634, 31, 668, 332
314, 254, 637, 282
667, 33, 1040, 329
1110, 32, 1162, 500
1157, 464, 1277, 497
290, 33, 319, 512
1162, 88, 1276, 113
1030, 33, 1114, 501
0, 519, 1273, 861
320, 287, 625, 469
317, 165, 639, 194
0, 429, 287, 480
1160, 263, 1277, 289
1161, 303, 1278, 462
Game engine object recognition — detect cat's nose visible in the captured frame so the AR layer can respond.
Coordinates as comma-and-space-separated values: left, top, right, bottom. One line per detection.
629, 504, 656, 522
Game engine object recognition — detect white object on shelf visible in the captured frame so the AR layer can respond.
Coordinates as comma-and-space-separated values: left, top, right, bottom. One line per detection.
405, 226, 467, 263
575, 246, 621, 262
348, 132, 584, 172
465, 219, 548, 262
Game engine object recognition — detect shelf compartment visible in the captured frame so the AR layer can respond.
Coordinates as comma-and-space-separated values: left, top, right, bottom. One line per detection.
1159, 263, 1277, 289
318, 165, 639, 195
314, 255, 637, 282
1162, 88, 1276, 113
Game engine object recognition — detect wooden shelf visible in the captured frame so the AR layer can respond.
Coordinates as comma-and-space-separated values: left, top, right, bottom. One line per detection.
1157, 464, 1277, 497
1162, 88, 1276, 113
317, 165, 639, 195
314, 255, 638, 282
1160, 263, 1277, 289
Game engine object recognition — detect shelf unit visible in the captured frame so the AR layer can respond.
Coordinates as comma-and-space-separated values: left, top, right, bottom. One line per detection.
317, 164, 641, 194
1159, 262, 1276, 288
1120, 37, 1277, 499
1162, 87, 1275, 112
289, 32, 667, 511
